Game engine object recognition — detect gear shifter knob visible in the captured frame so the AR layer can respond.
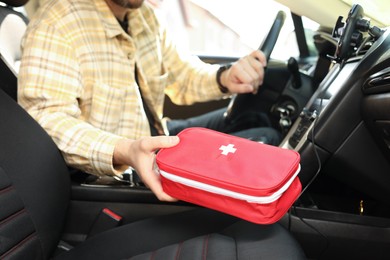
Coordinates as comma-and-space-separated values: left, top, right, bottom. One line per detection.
288, 57, 301, 88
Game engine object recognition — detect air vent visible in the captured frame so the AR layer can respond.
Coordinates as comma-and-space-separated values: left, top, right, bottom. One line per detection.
363, 67, 390, 94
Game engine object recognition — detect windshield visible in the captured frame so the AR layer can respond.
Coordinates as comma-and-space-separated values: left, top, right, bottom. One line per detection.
342, 0, 390, 26
153, 0, 319, 59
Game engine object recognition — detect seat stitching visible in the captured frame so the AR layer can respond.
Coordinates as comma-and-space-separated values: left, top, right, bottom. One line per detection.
0, 185, 12, 195
0, 231, 37, 259
202, 235, 210, 260
175, 242, 183, 260
0, 208, 27, 227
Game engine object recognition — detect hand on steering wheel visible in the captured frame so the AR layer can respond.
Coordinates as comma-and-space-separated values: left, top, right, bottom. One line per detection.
224, 11, 286, 123
221, 50, 267, 94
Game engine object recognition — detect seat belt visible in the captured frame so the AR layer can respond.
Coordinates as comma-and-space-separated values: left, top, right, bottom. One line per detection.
87, 208, 123, 238
135, 64, 160, 136
0, 55, 18, 100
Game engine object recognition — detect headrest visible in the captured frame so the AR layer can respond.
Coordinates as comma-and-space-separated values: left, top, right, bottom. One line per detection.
1, 0, 29, 7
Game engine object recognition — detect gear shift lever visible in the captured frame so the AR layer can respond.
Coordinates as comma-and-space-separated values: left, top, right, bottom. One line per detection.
288, 57, 301, 89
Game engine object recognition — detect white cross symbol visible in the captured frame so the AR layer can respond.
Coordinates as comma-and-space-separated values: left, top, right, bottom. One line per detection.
219, 144, 237, 156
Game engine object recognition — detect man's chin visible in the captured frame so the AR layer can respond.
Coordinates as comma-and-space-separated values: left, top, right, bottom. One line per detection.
111, 0, 145, 9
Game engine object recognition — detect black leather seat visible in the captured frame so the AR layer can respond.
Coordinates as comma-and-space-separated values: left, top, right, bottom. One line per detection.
0, 1, 306, 259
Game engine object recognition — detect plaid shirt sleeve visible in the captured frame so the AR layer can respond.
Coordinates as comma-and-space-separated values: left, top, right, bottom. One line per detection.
18, 20, 127, 176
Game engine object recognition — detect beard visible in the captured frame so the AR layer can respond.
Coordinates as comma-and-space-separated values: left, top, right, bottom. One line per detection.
111, 0, 145, 9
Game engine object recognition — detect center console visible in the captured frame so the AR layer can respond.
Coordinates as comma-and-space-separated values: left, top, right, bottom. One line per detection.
280, 60, 359, 151
279, 3, 387, 188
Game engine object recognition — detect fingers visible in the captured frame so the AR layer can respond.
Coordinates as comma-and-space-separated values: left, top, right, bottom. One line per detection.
242, 57, 265, 93
251, 50, 267, 67
228, 51, 266, 94
139, 135, 180, 152
125, 136, 180, 202
142, 165, 178, 202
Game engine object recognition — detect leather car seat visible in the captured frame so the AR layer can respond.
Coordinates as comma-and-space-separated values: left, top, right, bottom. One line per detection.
0, 0, 306, 259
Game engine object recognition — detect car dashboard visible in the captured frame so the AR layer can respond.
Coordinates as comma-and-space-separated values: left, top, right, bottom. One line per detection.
280, 4, 390, 219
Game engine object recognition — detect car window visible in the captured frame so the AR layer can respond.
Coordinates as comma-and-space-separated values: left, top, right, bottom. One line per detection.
151, 0, 319, 60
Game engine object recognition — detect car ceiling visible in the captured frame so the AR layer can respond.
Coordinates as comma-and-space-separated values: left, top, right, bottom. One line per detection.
275, 0, 388, 29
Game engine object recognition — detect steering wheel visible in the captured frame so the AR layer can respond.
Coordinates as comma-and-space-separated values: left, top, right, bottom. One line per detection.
224, 11, 286, 123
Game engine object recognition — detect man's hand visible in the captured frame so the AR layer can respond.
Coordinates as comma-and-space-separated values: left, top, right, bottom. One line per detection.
221, 50, 267, 94
113, 136, 180, 202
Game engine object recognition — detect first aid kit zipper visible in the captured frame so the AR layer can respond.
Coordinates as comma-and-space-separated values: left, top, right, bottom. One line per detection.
159, 164, 300, 204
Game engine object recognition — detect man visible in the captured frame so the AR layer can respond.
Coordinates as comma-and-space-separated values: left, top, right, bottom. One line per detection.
18, 0, 277, 201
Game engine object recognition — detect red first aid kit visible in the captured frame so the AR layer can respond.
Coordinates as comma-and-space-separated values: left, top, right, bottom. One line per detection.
156, 127, 301, 224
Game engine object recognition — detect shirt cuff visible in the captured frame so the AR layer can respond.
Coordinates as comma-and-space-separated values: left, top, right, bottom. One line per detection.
89, 134, 128, 176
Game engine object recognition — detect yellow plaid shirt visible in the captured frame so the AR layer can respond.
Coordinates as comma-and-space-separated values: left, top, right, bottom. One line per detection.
18, 0, 225, 176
